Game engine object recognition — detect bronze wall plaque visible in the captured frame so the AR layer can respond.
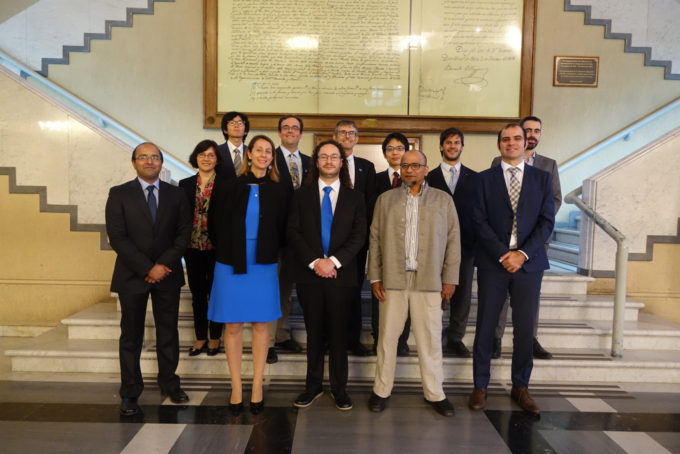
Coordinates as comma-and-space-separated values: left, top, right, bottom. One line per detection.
553, 56, 599, 87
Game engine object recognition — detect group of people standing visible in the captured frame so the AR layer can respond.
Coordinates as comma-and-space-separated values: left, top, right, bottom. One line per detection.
105, 112, 560, 419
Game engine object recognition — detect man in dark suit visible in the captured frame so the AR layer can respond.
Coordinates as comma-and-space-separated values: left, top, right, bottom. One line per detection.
490, 116, 562, 360
215, 111, 249, 178
105, 142, 192, 416
332, 120, 376, 356
288, 140, 366, 411
266, 114, 311, 364
426, 127, 478, 358
372, 132, 411, 356
469, 124, 555, 415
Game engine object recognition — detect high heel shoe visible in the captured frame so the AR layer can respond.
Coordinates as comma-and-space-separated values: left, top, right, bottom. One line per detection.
229, 401, 244, 415
188, 341, 207, 356
249, 400, 265, 415
207, 340, 221, 356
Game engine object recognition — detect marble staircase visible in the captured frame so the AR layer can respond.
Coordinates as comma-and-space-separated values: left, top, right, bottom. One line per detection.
6, 271, 680, 384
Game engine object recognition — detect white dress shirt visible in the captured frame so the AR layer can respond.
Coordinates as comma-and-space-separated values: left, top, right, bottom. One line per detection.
346, 154, 356, 187
137, 177, 160, 207
499, 160, 528, 259
309, 178, 342, 269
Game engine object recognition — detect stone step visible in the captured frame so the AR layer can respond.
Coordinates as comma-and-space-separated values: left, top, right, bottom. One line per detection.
548, 241, 579, 265
6, 326, 680, 384
553, 227, 580, 245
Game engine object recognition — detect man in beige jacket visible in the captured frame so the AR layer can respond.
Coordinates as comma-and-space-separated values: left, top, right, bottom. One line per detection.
367, 150, 461, 417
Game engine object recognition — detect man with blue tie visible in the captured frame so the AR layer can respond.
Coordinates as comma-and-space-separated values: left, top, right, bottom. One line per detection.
287, 140, 367, 411
469, 124, 555, 415
105, 142, 192, 416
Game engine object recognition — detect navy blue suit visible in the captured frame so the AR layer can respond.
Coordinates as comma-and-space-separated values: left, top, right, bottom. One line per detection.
472, 164, 554, 389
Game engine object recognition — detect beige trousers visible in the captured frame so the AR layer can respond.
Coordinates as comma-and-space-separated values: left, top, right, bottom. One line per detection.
373, 272, 445, 401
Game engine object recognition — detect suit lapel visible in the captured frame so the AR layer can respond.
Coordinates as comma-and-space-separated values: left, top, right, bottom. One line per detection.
131, 179, 154, 225
492, 165, 512, 210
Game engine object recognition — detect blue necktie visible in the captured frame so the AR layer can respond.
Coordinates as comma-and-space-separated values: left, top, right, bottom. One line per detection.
147, 185, 157, 223
321, 186, 333, 256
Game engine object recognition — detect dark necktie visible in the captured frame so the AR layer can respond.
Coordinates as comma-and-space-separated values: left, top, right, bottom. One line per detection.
391, 171, 400, 188
147, 185, 157, 223
289, 154, 300, 189
321, 186, 333, 256
233, 148, 242, 170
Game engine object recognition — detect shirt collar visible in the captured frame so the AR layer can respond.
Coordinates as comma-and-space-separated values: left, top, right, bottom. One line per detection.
137, 177, 159, 191
280, 145, 300, 157
318, 178, 341, 193
500, 159, 525, 173
388, 167, 400, 179
440, 161, 461, 173
403, 179, 428, 197
227, 141, 243, 153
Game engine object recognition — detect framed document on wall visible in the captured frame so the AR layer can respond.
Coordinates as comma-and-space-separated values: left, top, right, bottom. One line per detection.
204, 0, 536, 132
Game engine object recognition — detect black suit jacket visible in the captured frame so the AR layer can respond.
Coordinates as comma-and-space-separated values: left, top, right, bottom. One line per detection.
275, 147, 311, 189
351, 156, 377, 222
473, 165, 554, 273
427, 164, 478, 257
208, 175, 291, 274
215, 142, 239, 178
375, 169, 399, 196
287, 183, 367, 287
178, 172, 228, 218
105, 179, 192, 293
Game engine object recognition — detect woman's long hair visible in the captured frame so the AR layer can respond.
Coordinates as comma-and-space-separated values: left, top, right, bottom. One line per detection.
237, 134, 280, 182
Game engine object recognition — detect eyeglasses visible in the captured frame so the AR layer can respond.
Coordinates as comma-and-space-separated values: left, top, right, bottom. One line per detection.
228, 120, 245, 127
135, 154, 161, 162
281, 125, 300, 132
400, 163, 425, 170
386, 146, 406, 152
318, 155, 341, 162
198, 153, 217, 160
336, 130, 358, 138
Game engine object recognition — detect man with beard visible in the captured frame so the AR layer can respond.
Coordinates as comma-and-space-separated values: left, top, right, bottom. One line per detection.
490, 116, 562, 360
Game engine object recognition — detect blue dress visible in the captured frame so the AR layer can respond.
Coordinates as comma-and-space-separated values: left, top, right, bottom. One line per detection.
208, 185, 281, 323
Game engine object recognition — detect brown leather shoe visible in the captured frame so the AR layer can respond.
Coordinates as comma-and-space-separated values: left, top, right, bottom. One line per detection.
510, 386, 540, 415
468, 387, 487, 410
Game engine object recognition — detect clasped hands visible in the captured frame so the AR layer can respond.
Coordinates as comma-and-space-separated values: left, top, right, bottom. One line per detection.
145, 264, 172, 283
313, 258, 337, 278
499, 250, 526, 273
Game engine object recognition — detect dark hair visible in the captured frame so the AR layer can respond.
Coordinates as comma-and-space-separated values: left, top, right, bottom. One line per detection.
188, 139, 220, 168
439, 127, 465, 149
131, 142, 163, 163
333, 119, 358, 134
497, 123, 527, 146
237, 135, 280, 183
304, 140, 352, 188
220, 111, 250, 141
381, 132, 409, 155
520, 115, 542, 128
277, 115, 304, 133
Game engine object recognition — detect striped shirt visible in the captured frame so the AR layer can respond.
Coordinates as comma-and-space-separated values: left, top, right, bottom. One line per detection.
405, 182, 427, 271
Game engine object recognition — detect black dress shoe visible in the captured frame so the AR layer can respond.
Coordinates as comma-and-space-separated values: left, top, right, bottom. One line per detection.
396, 341, 410, 357
331, 391, 353, 411
425, 397, 454, 417
368, 392, 388, 412
533, 338, 553, 359
349, 342, 370, 356
249, 400, 265, 415
188, 342, 207, 356
161, 388, 189, 404
266, 347, 279, 364
275, 338, 303, 353
448, 340, 471, 357
207, 340, 221, 356
120, 397, 140, 416
229, 401, 244, 415
293, 389, 323, 408
492, 338, 502, 359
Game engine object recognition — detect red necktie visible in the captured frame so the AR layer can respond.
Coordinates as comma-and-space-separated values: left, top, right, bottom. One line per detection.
391, 172, 400, 188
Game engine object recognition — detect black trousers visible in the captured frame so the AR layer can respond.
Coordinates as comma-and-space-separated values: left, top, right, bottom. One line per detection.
348, 246, 368, 346
119, 287, 181, 398
184, 248, 222, 341
446, 254, 475, 342
473, 268, 543, 389
297, 282, 353, 394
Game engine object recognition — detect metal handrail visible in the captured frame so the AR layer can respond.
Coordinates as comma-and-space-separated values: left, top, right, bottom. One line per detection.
0, 49, 193, 182
565, 187, 628, 358
560, 96, 680, 171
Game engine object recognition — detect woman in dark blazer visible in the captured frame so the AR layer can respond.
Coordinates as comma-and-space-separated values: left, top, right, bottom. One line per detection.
179, 140, 224, 357
208, 135, 291, 415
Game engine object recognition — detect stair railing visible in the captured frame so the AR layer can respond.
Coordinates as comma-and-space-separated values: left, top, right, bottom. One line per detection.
565, 187, 628, 358
0, 49, 193, 182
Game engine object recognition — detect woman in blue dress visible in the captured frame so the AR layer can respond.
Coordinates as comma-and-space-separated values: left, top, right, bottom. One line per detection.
208, 135, 291, 415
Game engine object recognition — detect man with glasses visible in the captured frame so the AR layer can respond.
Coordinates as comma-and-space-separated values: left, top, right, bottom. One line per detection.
288, 140, 366, 411
332, 120, 376, 357
106, 142, 192, 416
368, 150, 460, 417
216, 111, 249, 178
426, 128, 478, 358
266, 115, 310, 364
